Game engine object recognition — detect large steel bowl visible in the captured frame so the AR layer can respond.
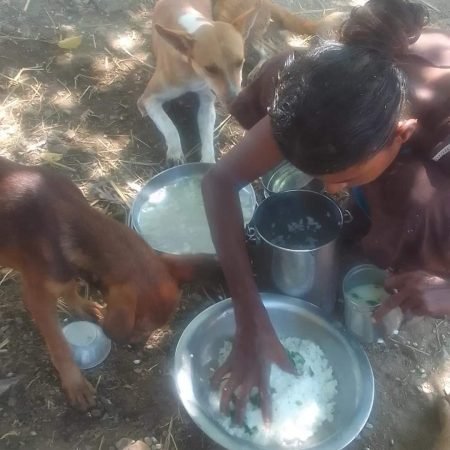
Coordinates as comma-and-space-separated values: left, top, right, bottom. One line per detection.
129, 163, 256, 256
174, 293, 374, 450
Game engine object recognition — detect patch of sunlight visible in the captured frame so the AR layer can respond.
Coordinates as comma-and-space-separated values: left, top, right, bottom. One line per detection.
0, 106, 21, 145
349, 0, 368, 6
420, 381, 435, 394
144, 326, 172, 350
286, 35, 310, 48
427, 359, 450, 396
51, 89, 76, 114
0, 122, 19, 143
111, 30, 140, 52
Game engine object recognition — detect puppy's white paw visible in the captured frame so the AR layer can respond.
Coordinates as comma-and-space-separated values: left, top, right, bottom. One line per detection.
166, 147, 185, 166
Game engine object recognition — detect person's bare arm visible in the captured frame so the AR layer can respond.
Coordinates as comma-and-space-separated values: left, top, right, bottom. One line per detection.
202, 116, 295, 424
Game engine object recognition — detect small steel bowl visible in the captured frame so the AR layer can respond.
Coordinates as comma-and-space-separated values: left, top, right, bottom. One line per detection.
174, 293, 374, 450
62, 321, 111, 370
261, 161, 323, 198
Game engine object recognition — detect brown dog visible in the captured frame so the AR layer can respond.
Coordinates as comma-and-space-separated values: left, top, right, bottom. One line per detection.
0, 157, 209, 410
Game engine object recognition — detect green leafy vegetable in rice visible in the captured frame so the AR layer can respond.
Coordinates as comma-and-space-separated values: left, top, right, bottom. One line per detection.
210, 337, 338, 447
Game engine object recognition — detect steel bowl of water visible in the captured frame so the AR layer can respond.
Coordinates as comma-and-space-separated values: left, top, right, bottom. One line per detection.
261, 162, 323, 198
174, 293, 374, 450
129, 163, 257, 256
62, 321, 111, 370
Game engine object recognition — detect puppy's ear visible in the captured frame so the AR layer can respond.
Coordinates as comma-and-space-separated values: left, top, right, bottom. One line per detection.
155, 24, 195, 56
231, 6, 258, 39
101, 285, 136, 342
161, 254, 219, 284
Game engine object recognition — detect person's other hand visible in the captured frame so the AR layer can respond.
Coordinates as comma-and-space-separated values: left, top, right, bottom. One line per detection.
373, 271, 450, 320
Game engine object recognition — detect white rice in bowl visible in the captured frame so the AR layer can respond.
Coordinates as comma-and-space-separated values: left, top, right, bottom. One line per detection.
210, 337, 338, 447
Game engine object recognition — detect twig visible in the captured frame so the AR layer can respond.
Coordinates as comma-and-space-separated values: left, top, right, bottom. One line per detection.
23, 0, 31, 12
164, 416, 174, 450
44, 8, 57, 31
56, 78, 72, 97
0, 431, 19, 440
214, 114, 232, 135
119, 159, 160, 167
170, 433, 178, 450
0, 338, 9, 350
0, 269, 14, 287
98, 435, 105, 450
0, 35, 52, 43
120, 46, 154, 70
389, 337, 431, 356
79, 85, 92, 102
420, 0, 440, 12
95, 375, 102, 391
49, 161, 77, 172
130, 131, 153, 151
56, 299, 72, 316
109, 180, 130, 206
26, 374, 40, 390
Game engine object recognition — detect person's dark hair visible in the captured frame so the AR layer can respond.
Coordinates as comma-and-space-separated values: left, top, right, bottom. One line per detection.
269, 0, 428, 175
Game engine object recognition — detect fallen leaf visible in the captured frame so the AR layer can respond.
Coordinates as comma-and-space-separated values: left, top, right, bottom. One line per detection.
57, 36, 82, 49
41, 152, 63, 163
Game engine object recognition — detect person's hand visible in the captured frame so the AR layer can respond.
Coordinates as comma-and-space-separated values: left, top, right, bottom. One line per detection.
373, 271, 450, 321
211, 314, 296, 426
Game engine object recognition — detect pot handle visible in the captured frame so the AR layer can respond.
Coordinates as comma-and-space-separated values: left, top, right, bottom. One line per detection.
322, 193, 354, 224
245, 221, 260, 245
342, 209, 354, 224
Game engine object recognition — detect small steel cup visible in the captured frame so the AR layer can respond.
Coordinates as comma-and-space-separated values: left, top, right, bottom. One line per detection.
62, 321, 111, 369
343, 264, 403, 344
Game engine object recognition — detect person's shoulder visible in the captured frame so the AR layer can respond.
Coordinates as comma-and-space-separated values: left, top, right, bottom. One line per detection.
408, 28, 450, 68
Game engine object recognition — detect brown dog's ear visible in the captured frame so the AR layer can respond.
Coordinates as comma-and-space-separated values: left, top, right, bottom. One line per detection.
231, 6, 258, 39
155, 24, 195, 56
161, 254, 219, 284
101, 285, 136, 342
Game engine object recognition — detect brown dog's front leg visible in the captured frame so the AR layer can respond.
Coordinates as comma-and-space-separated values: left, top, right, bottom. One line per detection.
22, 277, 96, 410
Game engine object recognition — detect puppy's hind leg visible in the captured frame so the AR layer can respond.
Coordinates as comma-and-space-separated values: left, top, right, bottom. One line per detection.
138, 77, 185, 165
197, 89, 216, 163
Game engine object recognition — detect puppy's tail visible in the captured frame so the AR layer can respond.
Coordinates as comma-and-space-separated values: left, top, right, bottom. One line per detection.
269, 3, 346, 38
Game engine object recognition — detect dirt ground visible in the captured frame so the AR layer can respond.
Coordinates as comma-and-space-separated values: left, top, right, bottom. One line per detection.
0, 0, 449, 449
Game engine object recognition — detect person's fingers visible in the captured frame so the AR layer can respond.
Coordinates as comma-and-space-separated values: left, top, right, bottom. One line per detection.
211, 358, 231, 390
220, 376, 239, 416
276, 349, 297, 375
235, 383, 252, 425
259, 365, 272, 427
384, 273, 412, 292
373, 289, 410, 321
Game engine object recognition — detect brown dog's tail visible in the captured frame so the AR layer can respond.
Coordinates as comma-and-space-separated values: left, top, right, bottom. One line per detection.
161, 254, 221, 284
269, 4, 346, 38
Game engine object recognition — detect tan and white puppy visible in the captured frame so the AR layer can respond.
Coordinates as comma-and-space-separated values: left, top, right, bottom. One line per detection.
138, 0, 257, 164
213, 0, 347, 60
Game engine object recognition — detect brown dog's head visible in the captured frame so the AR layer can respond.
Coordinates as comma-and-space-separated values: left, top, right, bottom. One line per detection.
155, 8, 258, 106
101, 252, 216, 344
